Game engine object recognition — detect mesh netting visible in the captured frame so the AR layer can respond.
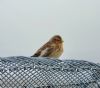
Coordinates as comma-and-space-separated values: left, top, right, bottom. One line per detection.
0, 56, 100, 88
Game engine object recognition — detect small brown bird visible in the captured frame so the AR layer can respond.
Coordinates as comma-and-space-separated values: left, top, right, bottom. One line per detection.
31, 35, 64, 59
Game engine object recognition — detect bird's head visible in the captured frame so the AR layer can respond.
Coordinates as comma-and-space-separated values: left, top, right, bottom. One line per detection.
50, 35, 64, 44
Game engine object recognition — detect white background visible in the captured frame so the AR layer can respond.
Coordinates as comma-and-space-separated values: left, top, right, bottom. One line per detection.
0, 0, 100, 63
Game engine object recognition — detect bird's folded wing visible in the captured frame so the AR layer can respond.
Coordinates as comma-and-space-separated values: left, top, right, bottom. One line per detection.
40, 47, 54, 57
32, 46, 54, 57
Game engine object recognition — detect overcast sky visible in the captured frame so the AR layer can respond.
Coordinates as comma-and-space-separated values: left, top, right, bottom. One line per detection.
0, 0, 100, 63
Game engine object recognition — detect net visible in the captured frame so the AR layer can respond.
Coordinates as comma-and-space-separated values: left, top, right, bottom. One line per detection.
0, 56, 100, 88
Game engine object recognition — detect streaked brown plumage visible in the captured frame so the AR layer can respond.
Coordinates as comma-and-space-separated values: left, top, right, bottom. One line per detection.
31, 35, 64, 59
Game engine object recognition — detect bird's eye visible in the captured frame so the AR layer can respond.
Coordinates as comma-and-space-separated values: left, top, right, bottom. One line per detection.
54, 38, 60, 41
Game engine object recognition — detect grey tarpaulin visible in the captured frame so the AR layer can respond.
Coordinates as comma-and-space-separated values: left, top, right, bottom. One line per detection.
0, 56, 100, 88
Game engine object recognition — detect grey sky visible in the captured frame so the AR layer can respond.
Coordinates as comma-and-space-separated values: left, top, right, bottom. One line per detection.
0, 0, 100, 63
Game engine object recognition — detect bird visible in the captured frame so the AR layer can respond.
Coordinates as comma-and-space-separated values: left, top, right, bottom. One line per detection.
31, 35, 64, 59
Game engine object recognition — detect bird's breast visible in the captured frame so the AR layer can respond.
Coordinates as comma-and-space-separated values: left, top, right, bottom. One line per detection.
49, 44, 63, 58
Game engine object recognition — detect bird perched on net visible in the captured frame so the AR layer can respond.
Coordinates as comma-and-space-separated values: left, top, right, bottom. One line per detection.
31, 35, 64, 59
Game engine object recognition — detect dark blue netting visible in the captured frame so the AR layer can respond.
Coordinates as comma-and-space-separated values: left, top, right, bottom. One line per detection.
0, 56, 100, 88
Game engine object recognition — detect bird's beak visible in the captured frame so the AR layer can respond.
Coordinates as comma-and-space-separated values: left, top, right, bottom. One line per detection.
62, 40, 64, 43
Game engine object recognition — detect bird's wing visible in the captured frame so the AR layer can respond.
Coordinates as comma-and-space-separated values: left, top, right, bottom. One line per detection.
32, 43, 55, 57
39, 47, 54, 57
31, 50, 41, 57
